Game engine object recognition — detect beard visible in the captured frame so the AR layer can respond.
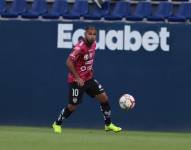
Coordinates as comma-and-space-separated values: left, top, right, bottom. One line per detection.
86, 39, 94, 46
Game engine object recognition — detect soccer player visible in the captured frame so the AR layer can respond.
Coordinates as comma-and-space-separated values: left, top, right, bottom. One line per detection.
52, 26, 121, 133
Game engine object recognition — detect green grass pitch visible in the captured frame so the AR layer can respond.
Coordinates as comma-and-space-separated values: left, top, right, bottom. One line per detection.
0, 126, 191, 150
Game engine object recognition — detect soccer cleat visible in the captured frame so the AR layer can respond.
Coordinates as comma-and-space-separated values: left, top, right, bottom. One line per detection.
52, 122, 62, 134
105, 123, 122, 132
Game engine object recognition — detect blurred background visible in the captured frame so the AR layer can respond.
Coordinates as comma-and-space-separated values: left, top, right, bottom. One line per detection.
0, 0, 191, 131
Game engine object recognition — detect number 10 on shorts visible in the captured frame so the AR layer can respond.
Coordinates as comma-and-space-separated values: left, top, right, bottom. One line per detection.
72, 89, 79, 97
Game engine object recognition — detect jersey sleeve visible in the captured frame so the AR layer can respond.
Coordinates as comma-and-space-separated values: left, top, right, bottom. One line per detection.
69, 45, 82, 62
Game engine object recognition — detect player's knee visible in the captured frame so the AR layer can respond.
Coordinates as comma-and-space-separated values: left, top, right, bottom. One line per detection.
103, 93, 108, 101
67, 104, 78, 112
97, 92, 108, 103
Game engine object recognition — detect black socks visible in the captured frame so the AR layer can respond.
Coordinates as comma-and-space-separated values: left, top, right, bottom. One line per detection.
56, 101, 112, 126
56, 107, 73, 125
100, 101, 112, 125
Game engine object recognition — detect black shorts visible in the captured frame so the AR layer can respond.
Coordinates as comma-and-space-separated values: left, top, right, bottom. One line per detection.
68, 78, 105, 105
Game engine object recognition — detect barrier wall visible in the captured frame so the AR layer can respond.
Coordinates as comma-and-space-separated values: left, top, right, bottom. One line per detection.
0, 20, 191, 130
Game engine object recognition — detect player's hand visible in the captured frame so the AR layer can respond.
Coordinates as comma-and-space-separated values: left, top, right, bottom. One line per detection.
75, 77, 84, 87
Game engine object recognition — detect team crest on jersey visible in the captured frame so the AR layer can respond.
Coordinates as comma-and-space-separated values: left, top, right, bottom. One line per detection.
84, 54, 89, 60
72, 97, 78, 104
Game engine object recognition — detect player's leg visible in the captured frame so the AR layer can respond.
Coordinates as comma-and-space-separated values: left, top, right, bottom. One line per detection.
55, 104, 78, 125
53, 82, 84, 133
96, 92, 122, 132
96, 92, 112, 125
86, 79, 122, 132
52, 104, 77, 133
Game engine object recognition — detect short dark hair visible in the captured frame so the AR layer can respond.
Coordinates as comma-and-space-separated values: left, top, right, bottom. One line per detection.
85, 26, 96, 31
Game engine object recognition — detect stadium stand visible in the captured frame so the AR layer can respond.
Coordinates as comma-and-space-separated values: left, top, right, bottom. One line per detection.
1, 0, 27, 18
105, 1, 131, 20
0, 0, 6, 15
147, 1, 173, 21
94, 0, 105, 8
42, 0, 68, 19
0, 0, 191, 23
84, 0, 110, 20
126, 1, 152, 21
22, 0, 48, 18
168, 2, 191, 22
62, 0, 88, 19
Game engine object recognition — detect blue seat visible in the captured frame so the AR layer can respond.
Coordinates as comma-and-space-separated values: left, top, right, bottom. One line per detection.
126, 1, 152, 21
22, 0, 48, 18
0, 0, 6, 15
1, 0, 27, 18
63, 0, 88, 19
43, 0, 68, 19
147, 2, 173, 21
105, 1, 131, 20
168, 3, 191, 22
84, 1, 110, 20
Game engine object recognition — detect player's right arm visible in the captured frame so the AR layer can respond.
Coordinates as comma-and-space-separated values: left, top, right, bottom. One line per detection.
66, 45, 84, 87
66, 58, 84, 86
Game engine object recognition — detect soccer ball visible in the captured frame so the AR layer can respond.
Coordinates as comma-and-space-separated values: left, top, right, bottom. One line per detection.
119, 94, 135, 110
